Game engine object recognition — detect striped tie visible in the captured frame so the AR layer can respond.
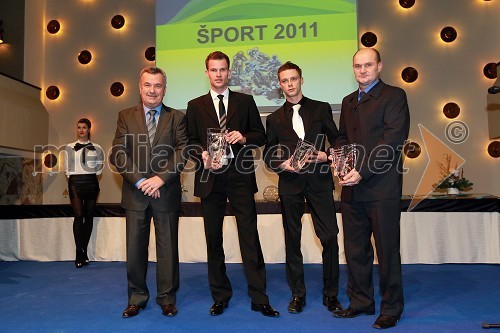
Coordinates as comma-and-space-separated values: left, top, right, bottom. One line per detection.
147, 109, 157, 145
217, 95, 226, 130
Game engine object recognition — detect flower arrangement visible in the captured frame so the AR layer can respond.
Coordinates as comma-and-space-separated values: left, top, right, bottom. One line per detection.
433, 154, 473, 192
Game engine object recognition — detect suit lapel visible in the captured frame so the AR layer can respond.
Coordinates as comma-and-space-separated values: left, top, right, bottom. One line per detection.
278, 104, 299, 140
134, 105, 148, 135
226, 89, 237, 124
152, 104, 172, 146
201, 92, 220, 125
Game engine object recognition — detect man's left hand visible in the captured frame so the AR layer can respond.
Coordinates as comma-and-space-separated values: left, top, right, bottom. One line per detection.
138, 175, 165, 197
226, 130, 246, 145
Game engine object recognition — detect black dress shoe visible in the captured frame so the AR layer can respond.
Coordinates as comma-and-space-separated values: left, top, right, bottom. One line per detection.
332, 307, 375, 318
209, 301, 228, 316
251, 303, 280, 317
122, 304, 143, 318
74, 249, 83, 268
161, 304, 178, 317
82, 249, 89, 266
322, 295, 342, 312
373, 314, 399, 329
74, 259, 83, 268
287, 296, 305, 314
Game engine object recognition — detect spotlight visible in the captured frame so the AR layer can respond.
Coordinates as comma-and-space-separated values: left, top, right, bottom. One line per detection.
145, 47, 155, 61
111, 15, 125, 29
404, 141, 421, 159
399, 0, 415, 9
110, 82, 124, 97
488, 86, 500, 94
46, 86, 60, 100
78, 50, 92, 64
47, 20, 60, 34
483, 62, 498, 79
44, 154, 58, 168
440, 26, 457, 43
487, 141, 500, 158
360, 32, 377, 47
401, 67, 418, 83
442, 102, 460, 119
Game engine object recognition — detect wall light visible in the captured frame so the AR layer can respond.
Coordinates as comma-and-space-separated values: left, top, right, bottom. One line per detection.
47, 20, 61, 34
404, 141, 421, 158
488, 141, 500, 158
440, 26, 457, 43
360, 32, 377, 47
399, 0, 415, 9
0, 20, 5, 44
111, 15, 125, 29
78, 50, 92, 64
46, 86, 60, 100
402, 67, 418, 83
44, 153, 58, 168
442, 102, 460, 119
110, 82, 124, 96
145, 46, 155, 61
483, 62, 498, 79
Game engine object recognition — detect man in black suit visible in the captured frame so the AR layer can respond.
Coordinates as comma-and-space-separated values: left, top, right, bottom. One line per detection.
110, 66, 188, 318
185, 51, 279, 317
332, 48, 410, 329
263, 61, 342, 314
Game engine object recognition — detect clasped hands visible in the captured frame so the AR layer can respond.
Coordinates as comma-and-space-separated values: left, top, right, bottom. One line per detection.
327, 155, 362, 186
279, 150, 328, 172
138, 175, 165, 198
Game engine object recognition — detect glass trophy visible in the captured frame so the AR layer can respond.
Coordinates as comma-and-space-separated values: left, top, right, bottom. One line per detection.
290, 139, 316, 172
330, 144, 358, 179
207, 128, 228, 165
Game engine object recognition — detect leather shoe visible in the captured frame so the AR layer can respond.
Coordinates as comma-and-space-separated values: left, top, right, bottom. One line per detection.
161, 304, 178, 317
332, 307, 375, 318
287, 296, 305, 313
209, 301, 228, 316
122, 304, 143, 318
251, 303, 280, 317
373, 314, 399, 329
322, 295, 342, 312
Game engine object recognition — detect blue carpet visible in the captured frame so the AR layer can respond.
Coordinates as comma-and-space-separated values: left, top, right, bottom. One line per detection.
0, 262, 499, 332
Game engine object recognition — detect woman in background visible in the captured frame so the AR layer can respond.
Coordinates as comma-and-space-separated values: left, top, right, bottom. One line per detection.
64, 118, 104, 268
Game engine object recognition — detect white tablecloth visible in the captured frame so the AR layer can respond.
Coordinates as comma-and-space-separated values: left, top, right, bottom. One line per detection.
1, 212, 499, 264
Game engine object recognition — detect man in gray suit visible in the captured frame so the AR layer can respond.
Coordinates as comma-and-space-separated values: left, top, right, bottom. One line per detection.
110, 66, 188, 318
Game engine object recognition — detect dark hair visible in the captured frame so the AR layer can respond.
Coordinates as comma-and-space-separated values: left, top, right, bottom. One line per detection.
140, 66, 167, 85
277, 61, 302, 79
205, 51, 230, 69
77, 118, 91, 139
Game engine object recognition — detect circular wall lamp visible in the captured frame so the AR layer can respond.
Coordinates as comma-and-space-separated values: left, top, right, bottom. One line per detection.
47, 20, 60, 34
404, 141, 421, 158
443, 102, 460, 119
440, 26, 457, 43
145, 47, 155, 61
401, 67, 418, 83
110, 82, 124, 97
78, 50, 92, 64
360, 32, 377, 47
488, 141, 500, 158
44, 154, 58, 168
483, 63, 498, 79
46, 86, 60, 100
399, 0, 415, 9
111, 15, 125, 29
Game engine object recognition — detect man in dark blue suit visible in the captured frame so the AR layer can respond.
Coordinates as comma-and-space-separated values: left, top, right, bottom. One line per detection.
263, 61, 342, 314
332, 48, 410, 329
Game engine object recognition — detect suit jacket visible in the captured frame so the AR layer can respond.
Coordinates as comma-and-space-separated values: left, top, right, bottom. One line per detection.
185, 90, 266, 198
337, 80, 410, 202
110, 104, 188, 211
264, 96, 339, 195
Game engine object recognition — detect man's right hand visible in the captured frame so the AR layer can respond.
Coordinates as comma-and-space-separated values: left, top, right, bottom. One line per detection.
202, 151, 223, 170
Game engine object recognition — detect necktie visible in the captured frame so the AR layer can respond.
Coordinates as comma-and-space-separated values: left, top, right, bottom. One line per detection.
217, 95, 227, 130
358, 90, 366, 101
147, 109, 157, 145
292, 104, 305, 139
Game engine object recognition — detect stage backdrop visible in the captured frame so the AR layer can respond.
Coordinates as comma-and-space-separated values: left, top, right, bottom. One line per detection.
156, 0, 359, 111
